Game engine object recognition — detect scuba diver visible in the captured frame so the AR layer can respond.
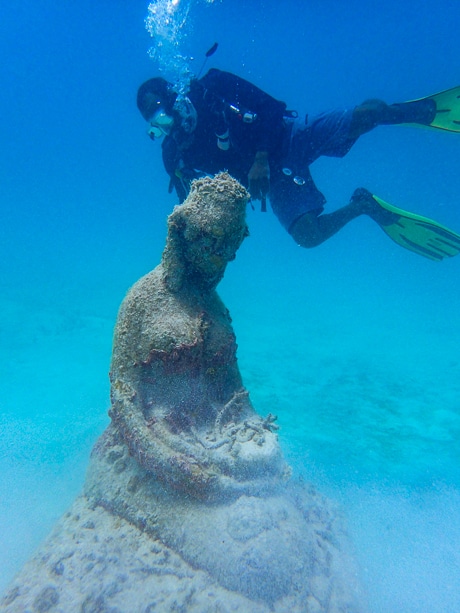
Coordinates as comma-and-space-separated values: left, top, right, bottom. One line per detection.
137, 68, 460, 261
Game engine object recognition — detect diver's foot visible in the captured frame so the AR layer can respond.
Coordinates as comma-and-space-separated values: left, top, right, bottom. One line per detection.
349, 187, 377, 212
350, 187, 398, 226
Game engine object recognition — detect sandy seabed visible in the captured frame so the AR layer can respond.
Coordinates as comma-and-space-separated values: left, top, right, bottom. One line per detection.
1, 216, 460, 612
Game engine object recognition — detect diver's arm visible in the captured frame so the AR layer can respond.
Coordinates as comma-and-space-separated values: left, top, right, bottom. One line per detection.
248, 150, 270, 201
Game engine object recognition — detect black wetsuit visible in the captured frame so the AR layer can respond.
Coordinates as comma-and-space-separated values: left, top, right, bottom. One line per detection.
162, 69, 289, 203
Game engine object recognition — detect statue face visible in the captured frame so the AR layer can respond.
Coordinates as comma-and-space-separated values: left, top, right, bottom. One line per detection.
183, 233, 231, 278
182, 224, 247, 286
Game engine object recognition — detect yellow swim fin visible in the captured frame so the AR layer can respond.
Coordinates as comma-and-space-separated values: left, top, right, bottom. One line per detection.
408, 85, 460, 133
372, 195, 460, 261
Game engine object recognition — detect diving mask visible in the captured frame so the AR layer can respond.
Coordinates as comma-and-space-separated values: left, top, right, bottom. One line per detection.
147, 109, 174, 140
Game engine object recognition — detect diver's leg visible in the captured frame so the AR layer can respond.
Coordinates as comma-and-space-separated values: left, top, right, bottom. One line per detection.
289, 188, 383, 248
349, 98, 436, 138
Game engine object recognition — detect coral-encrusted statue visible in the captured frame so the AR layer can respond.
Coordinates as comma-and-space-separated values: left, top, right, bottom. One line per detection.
0, 174, 365, 612
108, 172, 288, 499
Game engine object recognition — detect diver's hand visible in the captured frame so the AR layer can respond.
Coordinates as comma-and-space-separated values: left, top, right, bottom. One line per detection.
248, 151, 270, 200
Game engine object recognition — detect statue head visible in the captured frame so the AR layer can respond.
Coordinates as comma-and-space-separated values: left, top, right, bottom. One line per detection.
162, 173, 250, 292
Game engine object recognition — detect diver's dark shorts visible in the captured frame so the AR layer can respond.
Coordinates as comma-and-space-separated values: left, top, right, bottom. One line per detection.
270, 108, 357, 232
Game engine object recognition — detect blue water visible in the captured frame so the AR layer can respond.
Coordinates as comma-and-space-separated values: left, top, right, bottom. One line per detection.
1, 1, 460, 611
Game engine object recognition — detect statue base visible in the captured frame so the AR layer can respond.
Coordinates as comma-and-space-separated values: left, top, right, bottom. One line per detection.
1, 426, 366, 613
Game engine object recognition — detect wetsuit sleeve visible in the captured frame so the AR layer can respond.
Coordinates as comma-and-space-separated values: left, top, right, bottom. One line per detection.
161, 137, 188, 203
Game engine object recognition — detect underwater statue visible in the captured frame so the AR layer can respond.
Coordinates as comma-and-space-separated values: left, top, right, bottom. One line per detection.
0, 173, 365, 612
107, 172, 287, 500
